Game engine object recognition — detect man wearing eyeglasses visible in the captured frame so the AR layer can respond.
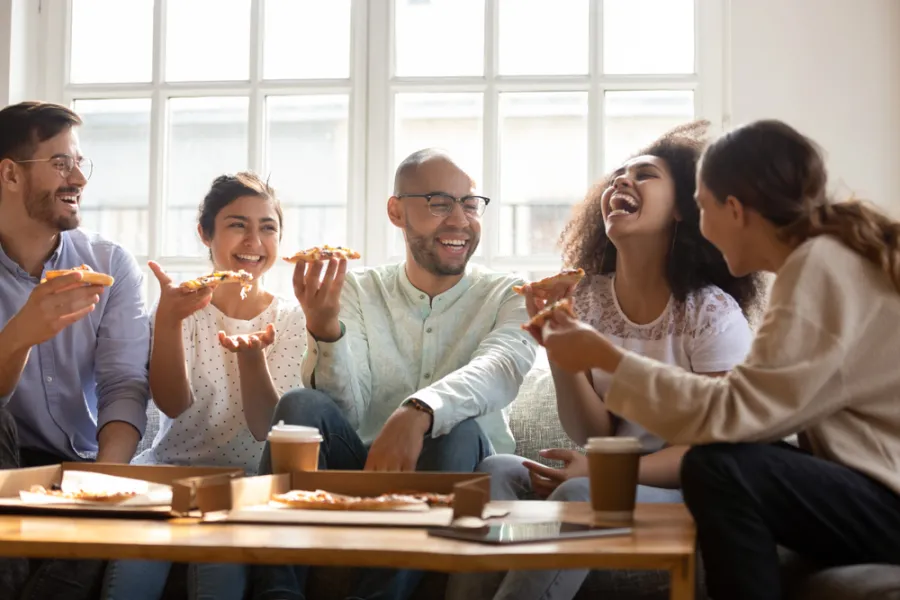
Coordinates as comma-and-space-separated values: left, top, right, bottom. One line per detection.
0, 101, 150, 598
253, 149, 536, 599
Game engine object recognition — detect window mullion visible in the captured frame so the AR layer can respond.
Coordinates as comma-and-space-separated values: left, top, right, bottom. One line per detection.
363, 0, 392, 266
248, 0, 264, 175
483, 0, 499, 266
347, 0, 369, 253
588, 0, 604, 186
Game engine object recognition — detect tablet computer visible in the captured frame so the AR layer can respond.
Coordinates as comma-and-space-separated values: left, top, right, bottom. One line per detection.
427, 521, 632, 545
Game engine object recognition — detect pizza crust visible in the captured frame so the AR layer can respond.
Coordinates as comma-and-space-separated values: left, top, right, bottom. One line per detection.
42, 264, 115, 287
512, 268, 585, 295
284, 246, 362, 263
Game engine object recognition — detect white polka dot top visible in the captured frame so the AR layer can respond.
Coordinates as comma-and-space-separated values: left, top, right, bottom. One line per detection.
134, 295, 306, 474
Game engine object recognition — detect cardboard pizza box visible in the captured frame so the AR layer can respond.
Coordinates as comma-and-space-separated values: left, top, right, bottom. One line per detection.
0, 462, 243, 519
187, 470, 504, 528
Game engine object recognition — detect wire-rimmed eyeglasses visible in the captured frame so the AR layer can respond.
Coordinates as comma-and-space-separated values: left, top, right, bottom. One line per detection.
396, 192, 490, 218
13, 154, 94, 181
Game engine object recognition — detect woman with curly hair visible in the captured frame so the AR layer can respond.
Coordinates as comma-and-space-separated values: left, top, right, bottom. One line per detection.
533, 119, 900, 600
448, 121, 767, 600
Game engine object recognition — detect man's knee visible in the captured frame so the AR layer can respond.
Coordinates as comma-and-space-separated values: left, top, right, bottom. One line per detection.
272, 388, 342, 428
419, 419, 492, 472
476, 453, 525, 477
681, 442, 771, 502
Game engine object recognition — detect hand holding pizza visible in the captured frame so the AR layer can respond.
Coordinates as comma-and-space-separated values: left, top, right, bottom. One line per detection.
4, 272, 104, 348
149, 261, 213, 327
537, 307, 608, 373
218, 323, 276, 353
292, 257, 347, 342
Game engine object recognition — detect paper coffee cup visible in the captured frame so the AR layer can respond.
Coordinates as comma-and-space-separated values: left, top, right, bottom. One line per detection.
585, 436, 642, 523
268, 421, 323, 474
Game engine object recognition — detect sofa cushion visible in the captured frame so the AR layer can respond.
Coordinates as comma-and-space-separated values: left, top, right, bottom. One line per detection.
508, 364, 581, 462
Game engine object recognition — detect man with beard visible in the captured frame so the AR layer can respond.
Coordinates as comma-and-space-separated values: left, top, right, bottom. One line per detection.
250, 149, 536, 600
0, 101, 150, 598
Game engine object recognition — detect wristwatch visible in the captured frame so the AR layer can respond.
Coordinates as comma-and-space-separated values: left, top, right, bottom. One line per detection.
406, 398, 434, 434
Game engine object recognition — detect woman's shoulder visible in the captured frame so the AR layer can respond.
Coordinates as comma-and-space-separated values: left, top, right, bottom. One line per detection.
676, 285, 747, 336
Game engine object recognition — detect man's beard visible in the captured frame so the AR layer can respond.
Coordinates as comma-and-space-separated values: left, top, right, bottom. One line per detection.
405, 223, 479, 276
24, 182, 80, 232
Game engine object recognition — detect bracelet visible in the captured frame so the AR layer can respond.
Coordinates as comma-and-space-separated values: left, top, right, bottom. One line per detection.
406, 398, 434, 434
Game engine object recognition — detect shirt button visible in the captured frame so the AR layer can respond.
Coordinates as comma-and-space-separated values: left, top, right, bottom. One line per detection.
424, 373, 431, 379
426, 328, 432, 333
46, 376, 53, 383
419, 294, 425, 300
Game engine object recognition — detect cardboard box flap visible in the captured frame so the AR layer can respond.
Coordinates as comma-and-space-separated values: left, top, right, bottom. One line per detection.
0, 465, 62, 497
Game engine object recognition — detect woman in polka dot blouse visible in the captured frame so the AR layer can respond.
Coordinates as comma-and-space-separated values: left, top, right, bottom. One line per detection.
101, 172, 306, 600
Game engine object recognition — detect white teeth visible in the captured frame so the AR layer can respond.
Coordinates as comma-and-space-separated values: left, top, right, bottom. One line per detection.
609, 193, 638, 213
440, 240, 466, 247
608, 209, 631, 218
236, 254, 262, 261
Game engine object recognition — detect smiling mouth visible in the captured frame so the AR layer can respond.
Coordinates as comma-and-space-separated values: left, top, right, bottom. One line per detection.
235, 254, 264, 264
437, 237, 469, 254
607, 193, 639, 218
57, 194, 79, 206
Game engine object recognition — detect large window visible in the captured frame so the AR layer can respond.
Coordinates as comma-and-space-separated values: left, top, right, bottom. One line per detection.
50, 0, 722, 303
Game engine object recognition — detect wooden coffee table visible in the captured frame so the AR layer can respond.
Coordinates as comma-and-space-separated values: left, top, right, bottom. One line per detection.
0, 502, 697, 600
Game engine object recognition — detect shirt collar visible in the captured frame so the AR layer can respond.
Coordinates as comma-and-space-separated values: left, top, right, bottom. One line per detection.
398, 262, 473, 314
0, 232, 68, 280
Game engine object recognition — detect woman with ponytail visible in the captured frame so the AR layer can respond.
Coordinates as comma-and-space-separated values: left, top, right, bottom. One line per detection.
531, 119, 900, 600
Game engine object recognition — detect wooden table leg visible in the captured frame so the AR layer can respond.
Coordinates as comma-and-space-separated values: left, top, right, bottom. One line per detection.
670, 552, 696, 600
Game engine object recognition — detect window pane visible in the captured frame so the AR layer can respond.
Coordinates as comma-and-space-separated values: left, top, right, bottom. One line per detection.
70, 0, 153, 83
498, 92, 587, 257
266, 95, 350, 251
262, 264, 297, 302
166, 0, 251, 82
264, 0, 351, 79
603, 0, 694, 74
166, 97, 250, 257
74, 99, 151, 257
499, 0, 588, 75
395, 0, 485, 77
604, 91, 695, 171
392, 92, 484, 257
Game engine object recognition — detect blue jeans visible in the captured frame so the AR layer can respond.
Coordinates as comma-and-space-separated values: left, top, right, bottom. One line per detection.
102, 560, 247, 600
446, 454, 684, 600
251, 388, 494, 600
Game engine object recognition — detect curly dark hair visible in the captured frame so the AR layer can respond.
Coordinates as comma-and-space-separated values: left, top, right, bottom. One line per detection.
560, 120, 767, 319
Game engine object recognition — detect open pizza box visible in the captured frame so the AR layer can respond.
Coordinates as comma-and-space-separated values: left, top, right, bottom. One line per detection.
184, 470, 507, 528
0, 462, 243, 519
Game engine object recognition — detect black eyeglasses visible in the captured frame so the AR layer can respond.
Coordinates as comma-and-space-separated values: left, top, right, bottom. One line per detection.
14, 154, 94, 181
396, 193, 491, 218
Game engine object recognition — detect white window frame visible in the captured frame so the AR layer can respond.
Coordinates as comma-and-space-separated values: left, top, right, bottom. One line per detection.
34, 0, 726, 299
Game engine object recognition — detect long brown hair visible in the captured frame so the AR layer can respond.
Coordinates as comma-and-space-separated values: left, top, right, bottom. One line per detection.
700, 119, 900, 293
561, 120, 766, 318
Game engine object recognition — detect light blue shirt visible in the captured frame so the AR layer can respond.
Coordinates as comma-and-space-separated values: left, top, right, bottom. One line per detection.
302, 263, 537, 454
0, 229, 150, 459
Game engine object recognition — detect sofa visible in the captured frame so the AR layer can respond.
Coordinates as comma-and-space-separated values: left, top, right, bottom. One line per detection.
140, 357, 900, 599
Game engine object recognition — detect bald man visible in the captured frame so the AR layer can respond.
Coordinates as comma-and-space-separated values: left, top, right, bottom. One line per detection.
253, 149, 537, 600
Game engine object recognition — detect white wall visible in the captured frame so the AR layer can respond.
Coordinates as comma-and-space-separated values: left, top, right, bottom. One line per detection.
728, 0, 900, 213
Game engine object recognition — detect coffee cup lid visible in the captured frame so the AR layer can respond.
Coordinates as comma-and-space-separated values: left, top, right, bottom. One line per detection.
585, 436, 642, 452
267, 421, 323, 442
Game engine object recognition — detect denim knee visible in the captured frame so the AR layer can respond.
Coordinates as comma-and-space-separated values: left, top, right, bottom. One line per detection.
548, 477, 591, 502
272, 389, 342, 428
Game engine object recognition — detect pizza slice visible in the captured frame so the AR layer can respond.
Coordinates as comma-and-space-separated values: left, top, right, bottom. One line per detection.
393, 491, 454, 507
512, 268, 585, 295
28, 484, 138, 504
284, 245, 362, 263
180, 270, 254, 299
42, 264, 115, 287
521, 298, 576, 334
270, 489, 428, 511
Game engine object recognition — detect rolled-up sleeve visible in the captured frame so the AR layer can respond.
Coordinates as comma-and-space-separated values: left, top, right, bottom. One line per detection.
94, 249, 151, 437
409, 290, 537, 438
